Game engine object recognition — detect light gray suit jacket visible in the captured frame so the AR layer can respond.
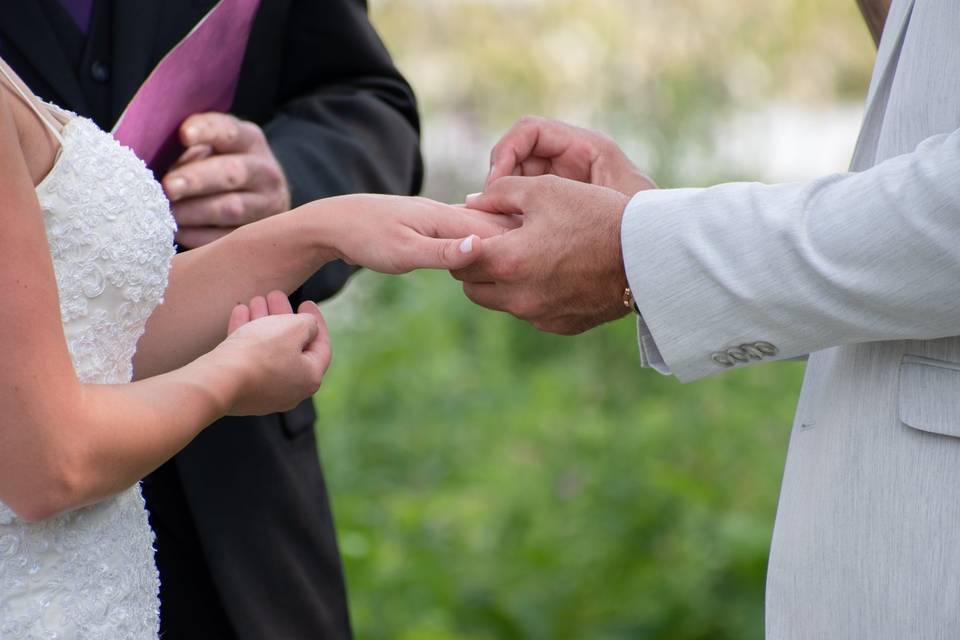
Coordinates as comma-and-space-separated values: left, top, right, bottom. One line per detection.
621, 1, 960, 637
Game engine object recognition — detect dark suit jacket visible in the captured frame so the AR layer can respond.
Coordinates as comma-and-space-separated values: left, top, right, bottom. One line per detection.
0, 1, 422, 638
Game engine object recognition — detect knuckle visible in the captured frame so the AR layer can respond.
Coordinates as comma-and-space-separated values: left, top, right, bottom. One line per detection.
242, 121, 265, 144
270, 190, 288, 214
490, 254, 524, 280
435, 242, 452, 267
223, 158, 247, 189
507, 298, 534, 320
535, 173, 562, 189
222, 122, 240, 146
534, 318, 570, 335
221, 193, 246, 223
462, 283, 484, 305
510, 295, 543, 320
532, 319, 551, 332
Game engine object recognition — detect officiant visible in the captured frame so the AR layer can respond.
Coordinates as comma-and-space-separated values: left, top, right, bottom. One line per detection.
0, 1, 422, 638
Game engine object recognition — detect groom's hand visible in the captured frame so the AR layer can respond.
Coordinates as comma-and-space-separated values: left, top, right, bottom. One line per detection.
162, 112, 292, 249
486, 116, 657, 196
454, 176, 632, 335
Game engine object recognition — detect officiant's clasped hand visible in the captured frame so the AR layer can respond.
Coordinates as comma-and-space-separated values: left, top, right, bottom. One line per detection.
162, 112, 292, 248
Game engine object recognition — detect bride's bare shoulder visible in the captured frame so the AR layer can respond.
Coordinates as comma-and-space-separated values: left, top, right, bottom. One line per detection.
0, 65, 62, 187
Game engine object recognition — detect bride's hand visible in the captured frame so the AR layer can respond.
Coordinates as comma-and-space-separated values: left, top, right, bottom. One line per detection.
321, 194, 517, 274
214, 291, 332, 416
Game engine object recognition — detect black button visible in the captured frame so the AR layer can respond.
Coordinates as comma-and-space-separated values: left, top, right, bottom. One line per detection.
90, 61, 110, 83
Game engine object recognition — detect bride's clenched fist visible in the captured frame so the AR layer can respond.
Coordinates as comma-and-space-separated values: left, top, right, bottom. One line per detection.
213, 291, 332, 416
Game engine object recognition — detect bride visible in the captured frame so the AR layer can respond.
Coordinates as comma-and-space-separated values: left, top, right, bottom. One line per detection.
0, 57, 507, 638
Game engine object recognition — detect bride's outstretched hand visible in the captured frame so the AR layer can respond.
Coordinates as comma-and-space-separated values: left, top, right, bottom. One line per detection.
322, 195, 518, 274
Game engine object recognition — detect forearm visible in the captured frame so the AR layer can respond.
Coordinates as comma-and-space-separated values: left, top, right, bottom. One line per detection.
133, 201, 339, 378
4, 352, 239, 521
625, 128, 960, 381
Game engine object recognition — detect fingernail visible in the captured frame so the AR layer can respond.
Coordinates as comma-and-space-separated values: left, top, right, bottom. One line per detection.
459, 235, 476, 253
184, 126, 200, 143
166, 177, 186, 200
465, 193, 481, 202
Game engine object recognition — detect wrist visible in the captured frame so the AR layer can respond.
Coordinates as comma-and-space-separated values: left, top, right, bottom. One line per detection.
288, 199, 343, 266
184, 349, 249, 418
611, 193, 632, 318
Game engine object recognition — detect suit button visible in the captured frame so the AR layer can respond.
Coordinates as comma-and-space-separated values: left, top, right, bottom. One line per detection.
755, 341, 779, 356
726, 347, 750, 363
90, 61, 110, 83
740, 344, 764, 360
712, 352, 736, 368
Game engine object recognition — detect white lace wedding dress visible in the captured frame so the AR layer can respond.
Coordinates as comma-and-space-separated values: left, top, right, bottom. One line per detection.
0, 78, 176, 638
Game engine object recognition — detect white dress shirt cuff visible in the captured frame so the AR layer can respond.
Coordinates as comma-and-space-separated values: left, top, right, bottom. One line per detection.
622, 191, 672, 376
636, 313, 671, 374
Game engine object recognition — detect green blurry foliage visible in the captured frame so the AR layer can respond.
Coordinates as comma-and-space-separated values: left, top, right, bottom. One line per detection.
319, 275, 803, 639
314, 1, 873, 638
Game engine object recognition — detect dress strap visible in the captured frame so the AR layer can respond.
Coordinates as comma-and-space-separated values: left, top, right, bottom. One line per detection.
0, 61, 64, 143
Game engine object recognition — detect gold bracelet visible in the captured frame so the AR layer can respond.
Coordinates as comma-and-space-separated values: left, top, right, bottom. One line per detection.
622, 287, 637, 312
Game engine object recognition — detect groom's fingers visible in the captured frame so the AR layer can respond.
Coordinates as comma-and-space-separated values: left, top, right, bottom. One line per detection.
487, 117, 571, 187
466, 175, 546, 216
451, 208, 523, 233
450, 231, 525, 284
462, 282, 526, 315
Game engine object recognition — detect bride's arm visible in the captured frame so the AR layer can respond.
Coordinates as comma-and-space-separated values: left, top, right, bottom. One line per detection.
133, 195, 513, 378
0, 92, 328, 522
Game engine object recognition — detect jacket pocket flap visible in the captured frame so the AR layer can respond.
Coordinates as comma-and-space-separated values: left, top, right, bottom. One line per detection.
899, 355, 960, 438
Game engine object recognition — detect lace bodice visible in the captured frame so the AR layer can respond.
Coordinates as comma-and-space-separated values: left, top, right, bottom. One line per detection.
0, 111, 176, 638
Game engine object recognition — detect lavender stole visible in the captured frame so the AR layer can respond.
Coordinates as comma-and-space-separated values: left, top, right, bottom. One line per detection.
112, 0, 261, 175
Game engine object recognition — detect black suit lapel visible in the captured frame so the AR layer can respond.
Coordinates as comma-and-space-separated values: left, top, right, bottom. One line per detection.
0, 3, 91, 112
110, 0, 164, 122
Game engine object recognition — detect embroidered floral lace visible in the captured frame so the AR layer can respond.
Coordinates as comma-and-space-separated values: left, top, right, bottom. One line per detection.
0, 111, 176, 639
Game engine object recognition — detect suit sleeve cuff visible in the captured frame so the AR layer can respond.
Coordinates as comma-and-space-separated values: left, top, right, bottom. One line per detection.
622, 191, 672, 376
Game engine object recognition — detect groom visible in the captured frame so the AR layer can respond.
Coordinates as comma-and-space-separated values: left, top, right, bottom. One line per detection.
460, 0, 960, 638
0, 1, 421, 638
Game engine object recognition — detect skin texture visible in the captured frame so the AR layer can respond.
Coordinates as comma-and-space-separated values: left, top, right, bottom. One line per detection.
457, 176, 633, 335
163, 113, 292, 248
486, 116, 656, 196
458, 117, 657, 335
0, 68, 503, 522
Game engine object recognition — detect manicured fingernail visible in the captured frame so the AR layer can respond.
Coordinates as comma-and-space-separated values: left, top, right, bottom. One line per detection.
459, 235, 476, 253
466, 193, 481, 202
